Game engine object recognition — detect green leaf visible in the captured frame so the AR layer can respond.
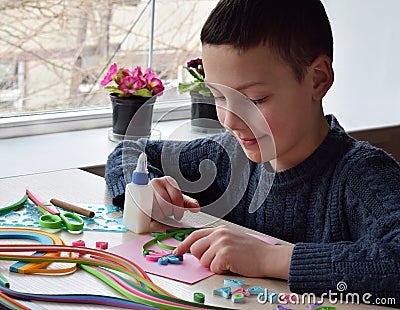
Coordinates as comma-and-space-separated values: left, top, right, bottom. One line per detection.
179, 81, 212, 97
178, 83, 194, 93
189, 83, 202, 92
198, 88, 212, 97
184, 66, 204, 82
104, 86, 123, 94
134, 88, 152, 97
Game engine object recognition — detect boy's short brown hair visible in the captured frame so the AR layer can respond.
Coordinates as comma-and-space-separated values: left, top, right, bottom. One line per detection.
201, 0, 333, 82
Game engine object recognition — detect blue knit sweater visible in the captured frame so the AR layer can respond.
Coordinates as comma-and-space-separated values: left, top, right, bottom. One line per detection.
105, 115, 400, 304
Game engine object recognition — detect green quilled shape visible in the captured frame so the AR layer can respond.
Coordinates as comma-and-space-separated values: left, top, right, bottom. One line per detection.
142, 227, 204, 256
193, 292, 205, 303
0, 195, 28, 215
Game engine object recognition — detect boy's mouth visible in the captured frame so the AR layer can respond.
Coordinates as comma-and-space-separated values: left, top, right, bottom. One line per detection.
238, 135, 267, 147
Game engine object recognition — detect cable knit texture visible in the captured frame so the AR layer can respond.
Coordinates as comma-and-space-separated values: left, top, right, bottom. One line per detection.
105, 115, 400, 304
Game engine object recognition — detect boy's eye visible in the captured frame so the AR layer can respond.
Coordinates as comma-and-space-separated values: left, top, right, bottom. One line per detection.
214, 96, 227, 103
249, 96, 269, 105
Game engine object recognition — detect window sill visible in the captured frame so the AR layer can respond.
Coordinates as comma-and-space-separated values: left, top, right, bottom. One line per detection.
0, 119, 219, 178
0, 99, 191, 139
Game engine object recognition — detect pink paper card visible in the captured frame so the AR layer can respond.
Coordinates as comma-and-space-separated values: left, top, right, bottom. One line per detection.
109, 231, 279, 284
109, 234, 214, 284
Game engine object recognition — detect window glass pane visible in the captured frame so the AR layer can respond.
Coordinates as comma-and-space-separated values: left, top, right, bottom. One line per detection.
0, 0, 217, 117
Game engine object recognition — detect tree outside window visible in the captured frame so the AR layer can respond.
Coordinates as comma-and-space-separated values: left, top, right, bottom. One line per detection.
0, 0, 217, 117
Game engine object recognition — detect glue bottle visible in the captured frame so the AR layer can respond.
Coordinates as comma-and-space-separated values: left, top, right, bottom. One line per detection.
123, 152, 153, 233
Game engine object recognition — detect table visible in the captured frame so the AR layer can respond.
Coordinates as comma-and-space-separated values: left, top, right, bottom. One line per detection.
0, 169, 390, 309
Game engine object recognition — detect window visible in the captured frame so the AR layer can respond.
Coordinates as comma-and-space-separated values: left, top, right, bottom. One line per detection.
0, 0, 218, 137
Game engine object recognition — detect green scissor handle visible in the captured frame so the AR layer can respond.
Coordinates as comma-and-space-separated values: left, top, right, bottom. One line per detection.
39, 213, 63, 230
38, 204, 84, 232
59, 212, 84, 231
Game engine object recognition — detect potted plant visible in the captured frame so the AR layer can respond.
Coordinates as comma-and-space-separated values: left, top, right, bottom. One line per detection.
178, 58, 223, 132
101, 63, 164, 141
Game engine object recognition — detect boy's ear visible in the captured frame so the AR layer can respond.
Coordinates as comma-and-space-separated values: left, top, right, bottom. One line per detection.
310, 55, 334, 102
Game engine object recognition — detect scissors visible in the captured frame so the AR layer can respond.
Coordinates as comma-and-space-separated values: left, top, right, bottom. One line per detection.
26, 189, 84, 232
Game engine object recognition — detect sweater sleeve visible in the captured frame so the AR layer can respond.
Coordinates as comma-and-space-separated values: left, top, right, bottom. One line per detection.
288, 149, 400, 304
105, 134, 230, 207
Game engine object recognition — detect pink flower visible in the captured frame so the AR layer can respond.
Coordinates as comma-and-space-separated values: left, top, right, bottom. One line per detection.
118, 75, 144, 95
132, 66, 146, 85
145, 73, 164, 96
185, 58, 205, 78
116, 68, 131, 84
118, 68, 131, 76
101, 63, 164, 97
100, 63, 118, 86
144, 67, 153, 75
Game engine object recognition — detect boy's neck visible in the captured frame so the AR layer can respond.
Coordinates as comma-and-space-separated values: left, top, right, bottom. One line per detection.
273, 115, 330, 172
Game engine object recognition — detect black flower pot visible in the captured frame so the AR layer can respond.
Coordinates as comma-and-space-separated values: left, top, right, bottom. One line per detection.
190, 91, 224, 132
110, 93, 155, 138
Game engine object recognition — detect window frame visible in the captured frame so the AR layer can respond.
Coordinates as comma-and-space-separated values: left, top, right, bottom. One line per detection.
0, 60, 25, 110
0, 99, 190, 139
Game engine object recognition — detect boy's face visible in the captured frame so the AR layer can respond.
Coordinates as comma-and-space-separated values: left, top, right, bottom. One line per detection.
202, 43, 327, 167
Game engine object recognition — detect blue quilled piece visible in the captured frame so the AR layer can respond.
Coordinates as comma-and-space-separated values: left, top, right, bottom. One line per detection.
223, 278, 245, 288
213, 287, 231, 299
247, 285, 265, 295
166, 254, 180, 264
157, 256, 169, 265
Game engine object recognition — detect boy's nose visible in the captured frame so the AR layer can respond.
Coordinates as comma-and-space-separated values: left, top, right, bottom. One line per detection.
220, 107, 248, 131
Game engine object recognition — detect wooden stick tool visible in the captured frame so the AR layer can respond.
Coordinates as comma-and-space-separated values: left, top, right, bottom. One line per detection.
50, 198, 95, 218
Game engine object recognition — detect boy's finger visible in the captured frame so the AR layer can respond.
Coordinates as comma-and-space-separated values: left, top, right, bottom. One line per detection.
151, 180, 175, 216
151, 202, 164, 220
182, 194, 200, 212
173, 204, 185, 221
172, 227, 215, 256
172, 194, 199, 221
165, 182, 185, 209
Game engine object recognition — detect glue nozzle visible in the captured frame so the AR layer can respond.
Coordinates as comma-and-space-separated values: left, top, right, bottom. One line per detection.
135, 153, 148, 174
132, 153, 149, 185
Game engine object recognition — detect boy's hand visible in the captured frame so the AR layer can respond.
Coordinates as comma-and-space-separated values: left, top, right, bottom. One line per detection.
173, 226, 294, 279
150, 176, 200, 221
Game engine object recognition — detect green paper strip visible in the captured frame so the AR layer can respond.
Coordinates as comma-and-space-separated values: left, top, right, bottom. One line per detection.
0, 195, 28, 215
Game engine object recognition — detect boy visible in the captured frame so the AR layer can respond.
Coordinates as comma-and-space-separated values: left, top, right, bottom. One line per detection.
106, 0, 399, 303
